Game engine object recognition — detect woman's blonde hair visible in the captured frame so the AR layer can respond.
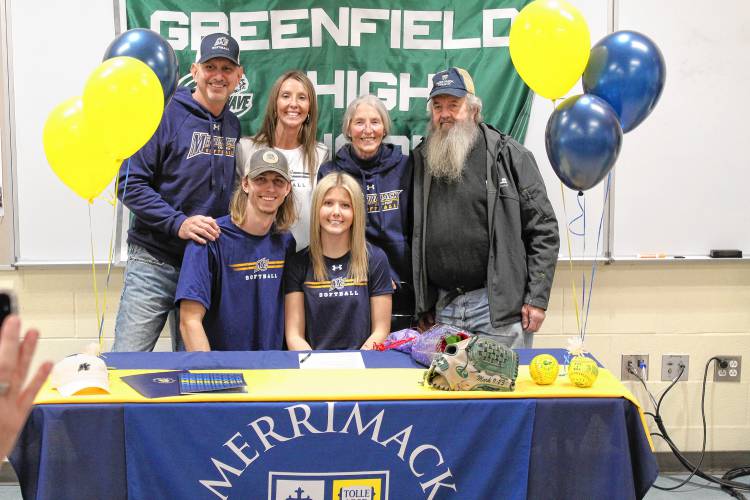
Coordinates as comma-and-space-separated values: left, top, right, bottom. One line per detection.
252, 70, 321, 182
229, 176, 297, 232
309, 172, 368, 282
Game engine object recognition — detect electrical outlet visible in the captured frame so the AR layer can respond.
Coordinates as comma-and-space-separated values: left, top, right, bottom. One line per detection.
714, 355, 742, 382
661, 355, 689, 381
621, 354, 649, 381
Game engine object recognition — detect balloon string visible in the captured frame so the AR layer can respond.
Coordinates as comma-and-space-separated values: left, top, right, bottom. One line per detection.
559, 182, 581, 335
581, 172, 612, 341
122, 158, 131, 205
567, 195, 586, 236
88, 205, 102, 345
580, 193, 586, 254
579, 192, 586, 337
96, 172, 121, 350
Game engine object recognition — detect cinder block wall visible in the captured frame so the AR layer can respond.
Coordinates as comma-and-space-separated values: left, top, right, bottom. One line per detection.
2, 261, 749, 452
537, 261, 750, 453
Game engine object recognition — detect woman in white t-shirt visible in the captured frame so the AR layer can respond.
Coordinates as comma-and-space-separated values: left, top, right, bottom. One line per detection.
237, 70, 328, 249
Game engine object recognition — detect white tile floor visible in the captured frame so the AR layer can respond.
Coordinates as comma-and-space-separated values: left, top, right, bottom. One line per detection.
0, 484, 20, 500
644, 474, 750, 499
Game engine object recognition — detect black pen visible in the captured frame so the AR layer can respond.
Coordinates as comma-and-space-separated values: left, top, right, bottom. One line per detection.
299, 352, 312, 364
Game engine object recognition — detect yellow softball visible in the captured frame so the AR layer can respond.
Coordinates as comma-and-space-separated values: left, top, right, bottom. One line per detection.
568, 356, 599, 388
529, 354, 560, 385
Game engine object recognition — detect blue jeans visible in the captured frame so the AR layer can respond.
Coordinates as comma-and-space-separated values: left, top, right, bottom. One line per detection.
113, 244, 184, 352
435, 287, 532, 348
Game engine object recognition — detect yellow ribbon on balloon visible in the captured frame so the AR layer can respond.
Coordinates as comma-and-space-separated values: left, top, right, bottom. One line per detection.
83, 56, 164, 161
42, 96, 121, 203
509, 0, 591, 100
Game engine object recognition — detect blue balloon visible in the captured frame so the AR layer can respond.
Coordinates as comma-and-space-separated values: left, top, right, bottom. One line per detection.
583, 30, 666, 133
104, 28, 179, 105
545, 94, 623, 192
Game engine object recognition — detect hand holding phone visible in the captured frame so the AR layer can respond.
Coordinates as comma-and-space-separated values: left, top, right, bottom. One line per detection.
0, 294, 54, 457
0, 291, 16, 327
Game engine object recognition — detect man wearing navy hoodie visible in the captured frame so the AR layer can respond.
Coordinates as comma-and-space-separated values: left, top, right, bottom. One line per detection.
113, 33, 244, 352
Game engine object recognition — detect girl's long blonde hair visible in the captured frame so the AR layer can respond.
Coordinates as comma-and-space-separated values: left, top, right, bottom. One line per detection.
252, 70, 321, 182
309, 172, 368, 282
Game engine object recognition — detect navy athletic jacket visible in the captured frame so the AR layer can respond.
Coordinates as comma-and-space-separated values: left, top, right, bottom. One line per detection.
117, 87, 241, 267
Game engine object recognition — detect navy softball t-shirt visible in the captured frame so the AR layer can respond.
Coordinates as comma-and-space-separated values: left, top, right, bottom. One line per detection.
284, 244, 393, 350
176, 215, 296, 351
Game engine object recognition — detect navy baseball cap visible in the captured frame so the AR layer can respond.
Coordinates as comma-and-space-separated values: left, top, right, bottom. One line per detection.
196, 33, 240, 65
429, 67, 476, 98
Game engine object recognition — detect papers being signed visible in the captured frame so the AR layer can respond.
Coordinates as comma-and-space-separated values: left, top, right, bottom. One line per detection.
298, 352, 365, 370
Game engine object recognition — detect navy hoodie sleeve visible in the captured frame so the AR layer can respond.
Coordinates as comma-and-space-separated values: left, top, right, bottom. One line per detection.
117, 116, 187, 237
317, 160, 337, 182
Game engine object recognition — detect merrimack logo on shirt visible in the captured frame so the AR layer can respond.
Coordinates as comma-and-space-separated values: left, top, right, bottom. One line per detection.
187, 133, 237, 159
329, 277, 346, 291
366, 189, 403, 213
229, 258, 283, 280
304, 278, 366, 298
255, 258, 269, 272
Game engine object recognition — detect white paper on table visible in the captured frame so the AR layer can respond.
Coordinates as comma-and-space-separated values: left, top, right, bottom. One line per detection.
298, 352, 365, 369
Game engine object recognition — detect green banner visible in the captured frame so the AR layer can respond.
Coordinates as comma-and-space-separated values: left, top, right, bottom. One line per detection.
127, 0, 533, 152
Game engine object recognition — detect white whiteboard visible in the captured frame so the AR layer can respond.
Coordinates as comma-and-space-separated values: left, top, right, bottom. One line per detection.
11, 0, 118, 264
613, 0, 750, 257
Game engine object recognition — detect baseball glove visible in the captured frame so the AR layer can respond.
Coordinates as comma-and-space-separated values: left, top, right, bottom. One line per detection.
424, 335, 519, 392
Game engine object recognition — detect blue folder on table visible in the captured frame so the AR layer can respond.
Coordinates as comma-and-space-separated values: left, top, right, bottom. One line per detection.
121, 371, 247, 398
120, 371, 184, 398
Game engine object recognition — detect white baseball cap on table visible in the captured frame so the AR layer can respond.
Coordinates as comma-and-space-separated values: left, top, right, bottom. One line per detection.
50, 353, 110, 397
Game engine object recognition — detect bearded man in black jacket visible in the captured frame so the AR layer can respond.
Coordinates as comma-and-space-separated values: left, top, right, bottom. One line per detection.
412, 67, 560, 348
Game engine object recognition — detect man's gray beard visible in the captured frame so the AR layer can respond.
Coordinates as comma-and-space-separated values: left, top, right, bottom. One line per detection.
424, 119, 479, 183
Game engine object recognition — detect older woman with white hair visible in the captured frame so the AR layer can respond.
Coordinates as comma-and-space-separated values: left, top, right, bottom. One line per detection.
318, 94, 413, 329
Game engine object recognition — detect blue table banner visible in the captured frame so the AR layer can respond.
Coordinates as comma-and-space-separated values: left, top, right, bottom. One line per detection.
124, 399, 536, 499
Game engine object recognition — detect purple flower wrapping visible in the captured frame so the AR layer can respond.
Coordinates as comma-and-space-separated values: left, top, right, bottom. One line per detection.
382, 328, 420, 353
410, 324, 470, 367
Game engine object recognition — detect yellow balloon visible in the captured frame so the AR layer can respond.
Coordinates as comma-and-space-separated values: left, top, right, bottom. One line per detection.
509, 0, 591, 100
568, 356, 599, 388
83, 56, 163, 160
42, 96, 122, 203
530, 354, 560, 385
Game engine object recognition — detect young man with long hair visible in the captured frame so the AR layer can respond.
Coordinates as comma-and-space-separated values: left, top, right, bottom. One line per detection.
176, 148, 296, 351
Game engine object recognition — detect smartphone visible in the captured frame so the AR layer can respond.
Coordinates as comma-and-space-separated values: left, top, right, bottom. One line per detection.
0, 290, 17, 326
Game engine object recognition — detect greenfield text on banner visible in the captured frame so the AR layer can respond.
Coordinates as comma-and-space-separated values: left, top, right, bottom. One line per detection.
126, 0, 534, 151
